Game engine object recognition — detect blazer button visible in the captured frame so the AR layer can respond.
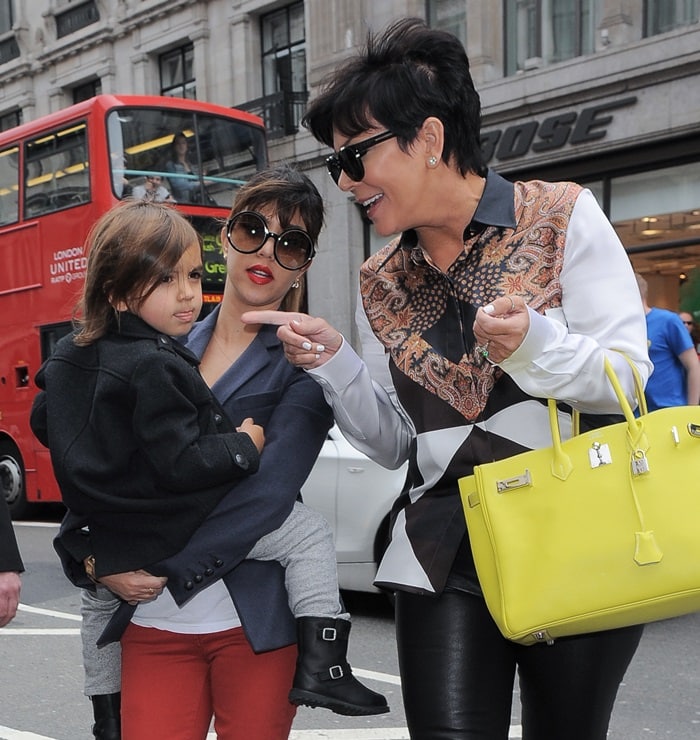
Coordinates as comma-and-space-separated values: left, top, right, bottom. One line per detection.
194, 574, 203, 583
204, 568, 214, 576
214, 559, 224, 568
184, 581, 194, 590
214, 414, 223, 424
235, 453, 246, 466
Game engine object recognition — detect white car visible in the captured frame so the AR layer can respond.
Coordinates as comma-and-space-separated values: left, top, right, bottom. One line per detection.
301, 425, 408, 593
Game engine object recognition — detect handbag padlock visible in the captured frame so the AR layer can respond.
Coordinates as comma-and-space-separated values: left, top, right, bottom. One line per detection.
631, 449, 650, 475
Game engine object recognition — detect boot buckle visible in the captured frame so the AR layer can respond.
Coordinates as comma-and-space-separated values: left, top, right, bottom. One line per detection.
328, 664, 344, 680
321, 627, 337, 641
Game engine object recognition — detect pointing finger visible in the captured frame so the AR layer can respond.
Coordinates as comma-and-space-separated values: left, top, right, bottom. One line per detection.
242, 310, 302, 326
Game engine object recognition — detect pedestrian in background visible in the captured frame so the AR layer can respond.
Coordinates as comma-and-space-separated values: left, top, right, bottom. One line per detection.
247, 17, 652, 740
678, 310, 700, 357
0, 496, 23, 628
636, 274, 700, 409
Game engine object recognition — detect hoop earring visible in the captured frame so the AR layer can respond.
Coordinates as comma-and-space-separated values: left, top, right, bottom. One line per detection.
428, 156, 438, 167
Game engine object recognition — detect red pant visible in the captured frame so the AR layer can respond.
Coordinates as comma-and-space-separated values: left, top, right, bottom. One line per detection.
121, 623, 297, 740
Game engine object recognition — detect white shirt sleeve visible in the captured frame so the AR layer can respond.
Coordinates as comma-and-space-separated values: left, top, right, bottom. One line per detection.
307, 294, 413, 469
500, 188, 652, 413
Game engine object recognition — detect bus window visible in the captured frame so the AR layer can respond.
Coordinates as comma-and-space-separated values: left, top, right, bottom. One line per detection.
24, 122, 90, 218
108, 108, 266, 207
0, 145, 19, 225
40, 321, 74, 361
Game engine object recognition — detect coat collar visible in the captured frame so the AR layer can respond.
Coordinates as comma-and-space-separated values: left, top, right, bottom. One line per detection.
110, 311, 200, 364
186, 306, 281, 402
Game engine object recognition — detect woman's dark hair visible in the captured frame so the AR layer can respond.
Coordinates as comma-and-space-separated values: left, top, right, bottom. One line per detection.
228, 162, 324, 312
74, 200, 200, 345
302, 17, 486, 177
229, 162, 324, 242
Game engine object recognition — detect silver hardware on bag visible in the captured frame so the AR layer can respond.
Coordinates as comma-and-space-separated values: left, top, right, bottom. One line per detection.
671, 426, 680, 445
532, 631, 555, 645
688, 423, 700, 438
631, 450, 650, 475
588, 441, 612, 468
496, 470, 532, 492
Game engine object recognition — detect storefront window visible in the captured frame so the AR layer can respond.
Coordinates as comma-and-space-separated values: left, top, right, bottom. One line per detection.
610, 162, 700, 304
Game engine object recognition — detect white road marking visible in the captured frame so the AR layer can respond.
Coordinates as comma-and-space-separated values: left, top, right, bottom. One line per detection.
17, 604, 82, 621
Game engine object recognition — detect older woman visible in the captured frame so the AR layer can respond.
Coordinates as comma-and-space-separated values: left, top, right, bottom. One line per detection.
248, 18, 652, 740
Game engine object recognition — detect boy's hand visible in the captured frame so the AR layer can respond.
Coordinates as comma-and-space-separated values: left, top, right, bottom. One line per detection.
238, 417, 265, 453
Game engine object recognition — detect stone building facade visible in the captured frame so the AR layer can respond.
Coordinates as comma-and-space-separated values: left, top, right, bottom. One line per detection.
1, 0, 699, 337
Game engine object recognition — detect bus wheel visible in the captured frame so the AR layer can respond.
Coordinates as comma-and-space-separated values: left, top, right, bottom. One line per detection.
0, 441, 31, 520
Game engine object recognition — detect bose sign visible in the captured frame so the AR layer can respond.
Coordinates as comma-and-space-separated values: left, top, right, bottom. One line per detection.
481, 96, 637, 164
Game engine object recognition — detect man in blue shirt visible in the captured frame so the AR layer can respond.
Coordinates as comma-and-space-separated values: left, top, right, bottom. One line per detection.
635, 273, 700, 409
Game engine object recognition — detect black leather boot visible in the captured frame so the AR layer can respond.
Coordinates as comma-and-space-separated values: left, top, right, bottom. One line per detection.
91, 692, 121, 740
288, 616, 389, 716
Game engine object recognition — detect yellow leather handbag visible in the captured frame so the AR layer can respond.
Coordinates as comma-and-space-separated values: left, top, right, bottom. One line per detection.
459, 358, 700, 645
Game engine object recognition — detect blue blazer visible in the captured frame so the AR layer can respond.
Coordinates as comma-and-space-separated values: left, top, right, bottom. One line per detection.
60, 308, 333, 653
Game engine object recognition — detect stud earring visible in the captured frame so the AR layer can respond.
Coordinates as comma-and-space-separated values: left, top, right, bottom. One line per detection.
291, 279, 300, 289
428, 156, 438, 167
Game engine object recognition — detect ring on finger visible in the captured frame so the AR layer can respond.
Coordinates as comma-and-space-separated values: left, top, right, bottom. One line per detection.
508, 296, 515, 313
476, 340, 491, 358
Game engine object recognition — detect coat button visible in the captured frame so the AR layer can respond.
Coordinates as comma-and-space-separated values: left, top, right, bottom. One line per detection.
194, 574, 203, 583
184, 581, 194, 590
235, 453, 246, 466
214, 559, 224, 568
204, 568, 214, 576
214, 414, 223, 424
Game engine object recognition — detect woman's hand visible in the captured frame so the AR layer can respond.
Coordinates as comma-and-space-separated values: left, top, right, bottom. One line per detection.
242, 311, 344, 369
98, 570, 167, 606
473, 296, 529, 364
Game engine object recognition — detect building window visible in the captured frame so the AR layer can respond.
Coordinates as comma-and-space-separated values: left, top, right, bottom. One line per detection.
0, 108, 21, 132
505, 0, 598, 75
0, 0, 19, 65
260, 2, 307, 135
73, 79, 101, 104
426, 0, 467, 47
160, 44, 195, 99
644, 0, 699, 36
0, 0, 13, 34
55, 0, 99, 39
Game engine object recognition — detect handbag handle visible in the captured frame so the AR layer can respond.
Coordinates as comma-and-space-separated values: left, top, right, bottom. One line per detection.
547, 355, 647, 480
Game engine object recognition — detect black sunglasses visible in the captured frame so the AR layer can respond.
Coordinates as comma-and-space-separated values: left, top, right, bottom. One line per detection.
325, 131, 396, 185
226, 211, 315, 271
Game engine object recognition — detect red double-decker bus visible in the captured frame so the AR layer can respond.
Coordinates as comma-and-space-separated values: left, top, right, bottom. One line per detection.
0, 94, 267, 517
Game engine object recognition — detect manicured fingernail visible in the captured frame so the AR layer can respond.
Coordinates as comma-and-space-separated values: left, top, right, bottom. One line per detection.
302, 341, 313, 351
316, 345, 325, 353
483, 304, 495, 314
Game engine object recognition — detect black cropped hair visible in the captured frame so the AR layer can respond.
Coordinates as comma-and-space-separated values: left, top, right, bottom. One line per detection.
302, 17, 486, 177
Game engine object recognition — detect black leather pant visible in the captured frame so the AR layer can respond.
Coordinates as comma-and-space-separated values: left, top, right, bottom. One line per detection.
395, 589, 643, 739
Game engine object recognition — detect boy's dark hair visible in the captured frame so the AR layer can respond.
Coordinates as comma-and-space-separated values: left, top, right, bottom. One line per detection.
302, 17, 486, 177
75, 200, 199, 345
